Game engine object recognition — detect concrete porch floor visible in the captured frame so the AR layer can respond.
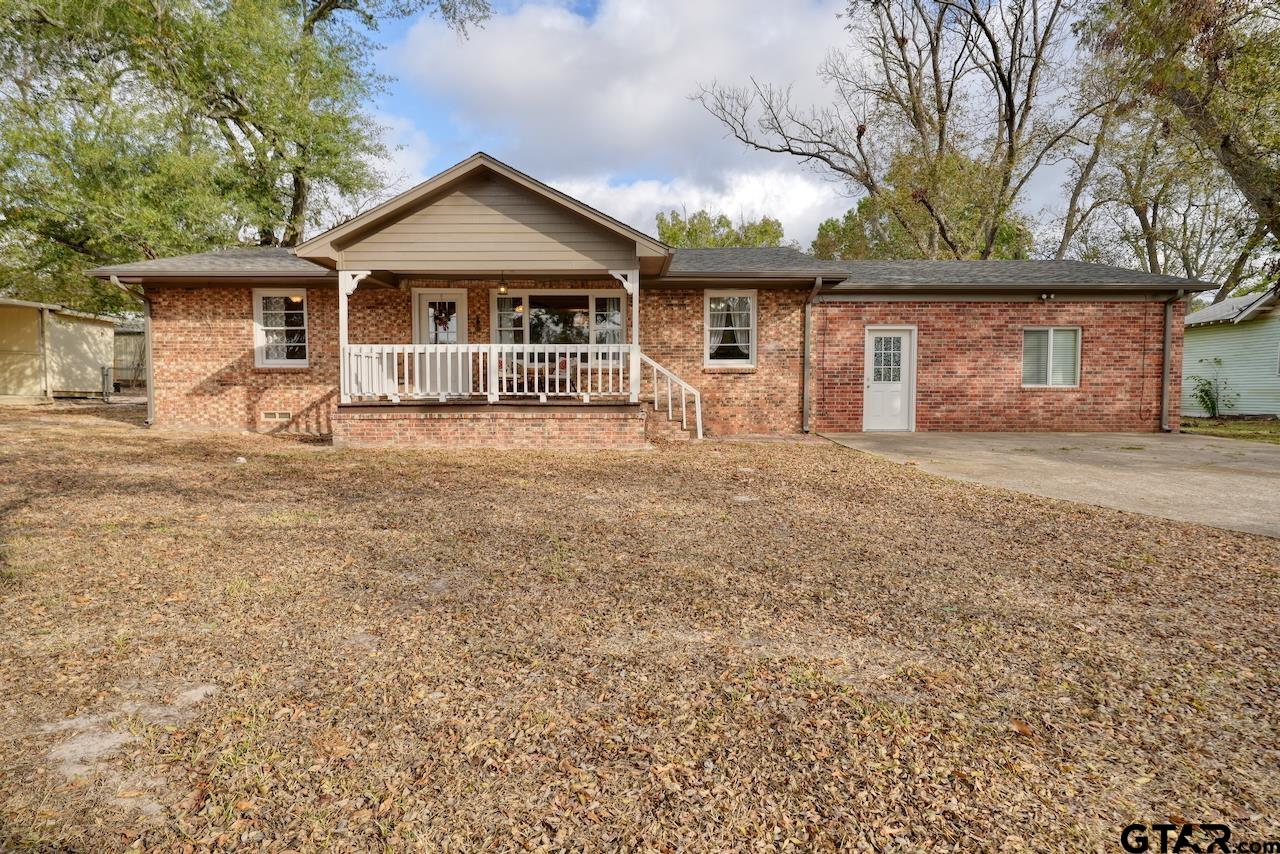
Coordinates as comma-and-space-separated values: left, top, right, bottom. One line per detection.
822, 431, 1280, 538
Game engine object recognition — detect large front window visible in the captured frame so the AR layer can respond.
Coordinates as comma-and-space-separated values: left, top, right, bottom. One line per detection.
493, 291, 625, 346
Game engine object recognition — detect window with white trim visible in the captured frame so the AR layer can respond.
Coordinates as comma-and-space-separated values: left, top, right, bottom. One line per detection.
253, 288, 308, 368
1022, 327, 1079, 387
705, 290, 756, 366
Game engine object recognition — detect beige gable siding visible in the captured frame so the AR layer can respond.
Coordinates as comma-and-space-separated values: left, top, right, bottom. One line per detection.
340, 176, 638, 272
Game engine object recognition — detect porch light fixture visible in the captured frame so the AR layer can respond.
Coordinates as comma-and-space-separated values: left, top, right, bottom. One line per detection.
498, 272, 508, 296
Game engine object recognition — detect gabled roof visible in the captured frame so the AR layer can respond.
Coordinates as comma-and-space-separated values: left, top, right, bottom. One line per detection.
828, 260, 1208, 289
88, 246, 332, 279
1185, 287, 1279, 327
295, 152, 669, 262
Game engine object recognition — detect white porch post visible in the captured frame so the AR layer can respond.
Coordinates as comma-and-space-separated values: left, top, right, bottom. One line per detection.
610, 268, 641, 403
337, 270, 370, 404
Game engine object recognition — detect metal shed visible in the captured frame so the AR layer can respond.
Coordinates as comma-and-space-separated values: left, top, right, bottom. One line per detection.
0, 298, 116, 401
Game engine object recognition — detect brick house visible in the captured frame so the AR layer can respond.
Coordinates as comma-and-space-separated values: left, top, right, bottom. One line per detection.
90, 153, 1207, 448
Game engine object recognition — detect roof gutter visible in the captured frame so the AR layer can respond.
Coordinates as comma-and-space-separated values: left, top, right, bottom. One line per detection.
1160, 289, 1185, 433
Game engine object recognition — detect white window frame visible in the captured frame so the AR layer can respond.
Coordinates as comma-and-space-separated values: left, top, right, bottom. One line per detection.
486, 288, 627, 345
704, 289, 757, 367
1021, 326, 1081, 388
253, 288, 309, 368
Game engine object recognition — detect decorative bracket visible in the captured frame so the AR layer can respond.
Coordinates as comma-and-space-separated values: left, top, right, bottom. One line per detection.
338, 270, 371, 297
608, 269, 637, 296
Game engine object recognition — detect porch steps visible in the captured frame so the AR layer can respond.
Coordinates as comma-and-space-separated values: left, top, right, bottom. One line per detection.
638, 353, 703, 440
644, 407, 697, 442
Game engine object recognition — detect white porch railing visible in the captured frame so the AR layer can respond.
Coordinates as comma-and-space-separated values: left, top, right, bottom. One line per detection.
640, 353, 703, 439
342, 343, 637, 403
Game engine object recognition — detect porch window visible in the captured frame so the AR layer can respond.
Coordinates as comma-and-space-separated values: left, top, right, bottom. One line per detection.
253, 288, 308, 368
1022, 327, 1080, 387
705, 290, 756, 366
496, 296, 524, 344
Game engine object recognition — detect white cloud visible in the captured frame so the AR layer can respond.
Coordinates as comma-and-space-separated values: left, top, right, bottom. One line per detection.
557, 169, 852, 247
389, 0, 854, 244
371, 111, 434, 198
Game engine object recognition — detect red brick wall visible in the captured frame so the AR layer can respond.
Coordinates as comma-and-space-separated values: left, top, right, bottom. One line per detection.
639, 288, 807, 436
146, 281, 627, 434
148, 284, 1185, 438
332, 407, 647, 449
148, 286, 340, 434
811, 299, 1186, 433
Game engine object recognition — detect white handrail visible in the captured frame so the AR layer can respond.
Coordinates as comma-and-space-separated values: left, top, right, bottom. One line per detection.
342, 343, 635, 404
639, 353, 703, 439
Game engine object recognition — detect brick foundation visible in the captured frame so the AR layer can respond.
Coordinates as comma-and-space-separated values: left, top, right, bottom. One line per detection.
811, 300, 1184, 433
331, 404, 648, 449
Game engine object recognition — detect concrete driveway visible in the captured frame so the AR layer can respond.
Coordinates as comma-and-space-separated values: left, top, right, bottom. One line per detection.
822, 432, 1280, 537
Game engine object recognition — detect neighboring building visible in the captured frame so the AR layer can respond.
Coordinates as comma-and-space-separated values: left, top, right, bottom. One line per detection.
0, 298, 115, 402
89, 153, 1207, 447
1182, 288, 1280, 417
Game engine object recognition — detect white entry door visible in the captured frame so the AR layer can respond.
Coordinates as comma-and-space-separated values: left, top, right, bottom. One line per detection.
863, 328, 914, 431
413, 290, 469, 396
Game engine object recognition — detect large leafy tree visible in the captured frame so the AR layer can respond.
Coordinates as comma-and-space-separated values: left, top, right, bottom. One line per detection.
0, 0, 489, 313
656, 208, 794, 249
1085, 0, 1279, 243
1065, 105, 1274, 301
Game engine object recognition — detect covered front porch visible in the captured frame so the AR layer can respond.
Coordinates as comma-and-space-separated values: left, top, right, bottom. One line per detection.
334, 271, 702, 438
337, 269, 642, 405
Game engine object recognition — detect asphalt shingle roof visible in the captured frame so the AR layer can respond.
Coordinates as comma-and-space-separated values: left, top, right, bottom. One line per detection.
668, 247, 849, 276
89, 247, 331, 277
88, 244, 1207, 292
830, 259, 1205, 287
1184, 289, 1277, 326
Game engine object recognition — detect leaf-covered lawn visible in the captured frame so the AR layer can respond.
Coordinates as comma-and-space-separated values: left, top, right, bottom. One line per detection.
1, 404, 1277, 851
1183, 417, 1280, 445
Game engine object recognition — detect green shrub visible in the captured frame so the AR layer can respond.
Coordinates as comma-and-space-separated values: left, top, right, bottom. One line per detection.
1189, 358, 1235, 418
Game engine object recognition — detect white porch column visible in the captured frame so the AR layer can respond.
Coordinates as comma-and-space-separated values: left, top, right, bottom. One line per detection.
610, 268, 641, 403
337, 270, 370, 403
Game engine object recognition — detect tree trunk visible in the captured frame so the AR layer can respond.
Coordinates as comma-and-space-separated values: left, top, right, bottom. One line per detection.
1211, 219, 1268, 303
282, 167, 309, 247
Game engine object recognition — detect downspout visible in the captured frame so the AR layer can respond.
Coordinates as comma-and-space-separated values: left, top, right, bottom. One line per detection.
1160, 289, 1184, 433
38, 306, 54, 400
801, 276, 823, 433
111, 275, 154, 426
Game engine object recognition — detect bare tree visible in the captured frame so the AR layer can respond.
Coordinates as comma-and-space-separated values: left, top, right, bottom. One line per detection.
697, 0, 1096, 259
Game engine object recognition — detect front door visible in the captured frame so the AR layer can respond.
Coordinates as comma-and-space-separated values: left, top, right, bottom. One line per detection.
863, 328, 914, 431
413, 290, 469, 396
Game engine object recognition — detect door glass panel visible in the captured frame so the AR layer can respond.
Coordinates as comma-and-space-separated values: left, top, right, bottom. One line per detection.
872, 335, 902, 382
426, 300, 458, 344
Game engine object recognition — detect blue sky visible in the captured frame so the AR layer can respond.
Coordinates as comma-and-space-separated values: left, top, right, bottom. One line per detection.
357, 0, 857, 245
